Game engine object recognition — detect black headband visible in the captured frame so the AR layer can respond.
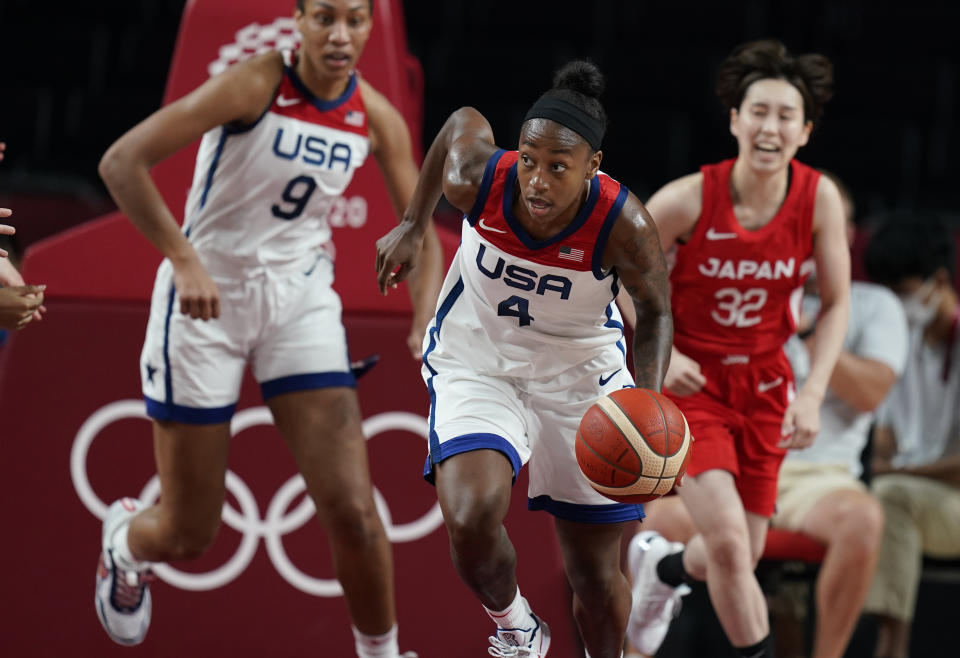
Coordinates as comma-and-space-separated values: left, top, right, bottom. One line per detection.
523, 96, 603, 151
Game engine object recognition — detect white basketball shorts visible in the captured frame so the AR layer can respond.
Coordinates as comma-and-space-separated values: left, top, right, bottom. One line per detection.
422, 327, 644, 524
140, 252, 353, 424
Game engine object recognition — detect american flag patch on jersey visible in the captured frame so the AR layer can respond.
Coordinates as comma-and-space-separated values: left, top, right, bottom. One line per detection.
558, 245, 584, 262
345, 110, 365, 127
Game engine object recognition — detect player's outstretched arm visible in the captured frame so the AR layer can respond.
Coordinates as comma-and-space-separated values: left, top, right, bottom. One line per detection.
98, 53, 281, 321
375, 107, 497, 294
605, 194, 673, 391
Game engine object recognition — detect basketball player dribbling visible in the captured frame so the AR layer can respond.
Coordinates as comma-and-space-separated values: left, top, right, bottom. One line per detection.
626, 40, 851, 658
375, 60, 672, 658
93, 2, 441, 656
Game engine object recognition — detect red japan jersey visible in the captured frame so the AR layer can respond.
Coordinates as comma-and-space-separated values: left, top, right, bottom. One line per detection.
669, 158, 819, 358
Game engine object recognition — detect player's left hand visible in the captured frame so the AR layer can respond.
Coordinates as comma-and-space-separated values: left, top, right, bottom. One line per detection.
376, 221, 423, 295
779, 390, 821, 449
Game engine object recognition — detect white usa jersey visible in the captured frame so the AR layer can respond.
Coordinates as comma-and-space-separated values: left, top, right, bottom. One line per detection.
424, 149, 630, 379
182, 50, 370, 265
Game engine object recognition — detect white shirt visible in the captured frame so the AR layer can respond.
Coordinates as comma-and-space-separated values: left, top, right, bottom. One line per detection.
877, 311, 960, 468
785, 282, 909, 475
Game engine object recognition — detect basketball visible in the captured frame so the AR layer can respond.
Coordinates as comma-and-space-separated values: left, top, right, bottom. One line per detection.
576, 388, 692, 503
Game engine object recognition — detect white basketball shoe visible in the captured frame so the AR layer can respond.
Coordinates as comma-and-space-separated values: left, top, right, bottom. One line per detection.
95, 497, 153, 645
626, 531, 690, 655
487, 613, 551, 657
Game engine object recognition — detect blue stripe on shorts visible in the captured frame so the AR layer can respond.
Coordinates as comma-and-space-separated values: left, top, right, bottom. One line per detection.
259, 371, 356, 400
145, 396, 236, 425
527, 495, 645, 524
422, 433, 522, 486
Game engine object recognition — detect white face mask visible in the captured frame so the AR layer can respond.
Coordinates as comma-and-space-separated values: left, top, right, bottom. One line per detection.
901, 278, 942, 328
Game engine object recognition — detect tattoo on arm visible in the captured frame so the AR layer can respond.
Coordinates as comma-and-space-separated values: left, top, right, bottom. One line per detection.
621, 229, 673, 390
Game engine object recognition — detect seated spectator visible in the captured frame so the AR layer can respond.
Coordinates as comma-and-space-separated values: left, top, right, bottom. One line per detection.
861, 211, 960, 658
772, 174, 905, 658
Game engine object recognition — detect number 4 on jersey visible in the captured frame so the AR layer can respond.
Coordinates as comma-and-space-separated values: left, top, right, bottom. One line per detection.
498, 295, 534, 326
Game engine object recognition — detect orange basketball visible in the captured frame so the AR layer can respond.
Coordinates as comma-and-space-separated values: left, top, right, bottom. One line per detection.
575, 388, 692, 503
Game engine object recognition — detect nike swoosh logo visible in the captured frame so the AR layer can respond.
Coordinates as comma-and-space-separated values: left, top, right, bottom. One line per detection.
705, 228, 738, 240
276, 94, 301, 107
478, 217, 507, 234
599, 368, 622, 386
758, 376, 784, 393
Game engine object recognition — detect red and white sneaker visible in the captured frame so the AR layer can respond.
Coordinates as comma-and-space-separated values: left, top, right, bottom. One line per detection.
95, 498, 153, 645
487, 613, 551, 657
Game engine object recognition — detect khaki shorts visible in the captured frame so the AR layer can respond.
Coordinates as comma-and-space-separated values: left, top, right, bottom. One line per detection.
771, 461, 866, 531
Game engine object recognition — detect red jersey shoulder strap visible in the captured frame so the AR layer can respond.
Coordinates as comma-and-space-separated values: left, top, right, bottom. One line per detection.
789, 159, 821, 237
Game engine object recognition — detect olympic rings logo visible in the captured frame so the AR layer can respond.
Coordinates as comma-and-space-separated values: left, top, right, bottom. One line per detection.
70, 400, 443, 597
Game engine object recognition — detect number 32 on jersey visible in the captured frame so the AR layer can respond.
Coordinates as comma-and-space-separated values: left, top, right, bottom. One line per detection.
711, 287, 768, 327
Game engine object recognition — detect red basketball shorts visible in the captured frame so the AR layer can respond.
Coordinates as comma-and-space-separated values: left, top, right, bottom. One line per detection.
665, 348, 794, 517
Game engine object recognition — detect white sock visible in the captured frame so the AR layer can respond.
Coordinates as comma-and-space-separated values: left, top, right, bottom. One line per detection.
353, 624, 400, 658
111, 523, 146, 572
484, 586, 532, 630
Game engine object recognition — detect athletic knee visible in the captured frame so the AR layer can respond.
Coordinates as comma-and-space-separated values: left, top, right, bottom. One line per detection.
567, 566, 624, 608
834, 497, 885, 555
442, 491, 505, 551
703, 529, 754, 573
320, 493, 385, 547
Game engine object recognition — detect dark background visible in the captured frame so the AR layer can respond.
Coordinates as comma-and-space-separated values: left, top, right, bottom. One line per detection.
1, 0, 959, 252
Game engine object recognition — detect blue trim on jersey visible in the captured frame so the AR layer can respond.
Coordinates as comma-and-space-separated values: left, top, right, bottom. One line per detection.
422, 277, 464, 377
466, 149, 506, 224
423, 433, 522, 485
502, 164, 601, 250
259, 371, 356, 400
287, 67, 357, 112
591, 184, 630, 279
604, 300, 627, 357
183, 127, 230, 239
161, 284, 177, 404
145, 396, 236, 425
422, 277, 465, 466
527, 495, 645, 523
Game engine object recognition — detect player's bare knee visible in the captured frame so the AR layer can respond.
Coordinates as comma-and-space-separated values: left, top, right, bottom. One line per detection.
331, 509, 385, 553
567, 566, 622, 606
835, 497, 885, 554
442, 494, 503, 552
317, 490, 380, 537
703, 529, 753, 573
